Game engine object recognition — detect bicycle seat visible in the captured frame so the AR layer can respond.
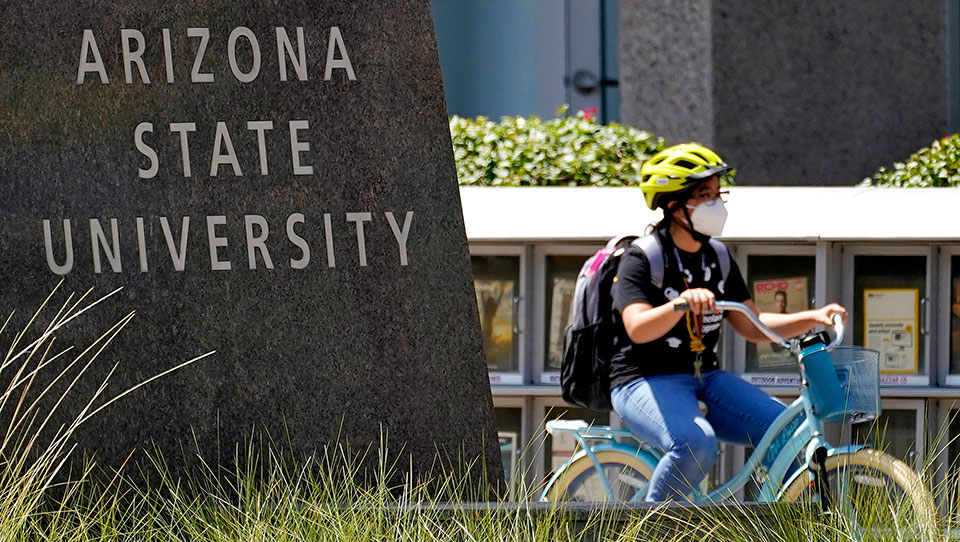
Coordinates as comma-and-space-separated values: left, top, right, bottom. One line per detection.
546, 419, 589, 435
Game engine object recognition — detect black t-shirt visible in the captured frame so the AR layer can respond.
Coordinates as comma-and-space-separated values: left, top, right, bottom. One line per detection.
609, 228, 750, 389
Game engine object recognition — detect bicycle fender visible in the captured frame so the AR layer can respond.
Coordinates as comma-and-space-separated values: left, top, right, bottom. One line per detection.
775, 444, 868, 501
601, 443, 661, 469
569, 442, 662, 466
826, 444, 868, 457
539, 443, 660, 502
551, 443, 661, 477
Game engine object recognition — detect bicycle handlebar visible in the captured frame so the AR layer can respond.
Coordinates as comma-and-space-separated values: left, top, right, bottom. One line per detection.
673, 300, 845, 351
828, 312, 844, 348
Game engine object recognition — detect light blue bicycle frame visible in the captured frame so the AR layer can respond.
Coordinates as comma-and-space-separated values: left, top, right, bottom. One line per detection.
542, 302, 866, 503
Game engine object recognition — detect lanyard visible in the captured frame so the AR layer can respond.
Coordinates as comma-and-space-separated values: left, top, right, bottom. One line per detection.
673, 248, 707, 379
671, 247, 706, 290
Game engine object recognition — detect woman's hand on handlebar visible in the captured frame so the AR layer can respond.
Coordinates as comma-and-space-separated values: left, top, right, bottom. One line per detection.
812, 303, 847, 326
675, 288, 716, 317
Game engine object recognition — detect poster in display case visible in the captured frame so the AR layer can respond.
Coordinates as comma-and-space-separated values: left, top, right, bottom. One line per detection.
474, 279, 517, 372
863, 288, 919, 374
752, 277, 809, 370
952, 277, 960, 370
547, 276, 576, 368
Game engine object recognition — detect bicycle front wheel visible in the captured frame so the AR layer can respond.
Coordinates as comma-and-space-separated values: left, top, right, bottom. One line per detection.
781, 449, 937, 542
544, 450, 654, 502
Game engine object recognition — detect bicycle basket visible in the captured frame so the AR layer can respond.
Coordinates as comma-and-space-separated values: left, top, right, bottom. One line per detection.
804, 346, 880, 424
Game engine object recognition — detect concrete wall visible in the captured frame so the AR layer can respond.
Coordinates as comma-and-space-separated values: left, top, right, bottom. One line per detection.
620, 1, 948, 186
619, 0, 715, 146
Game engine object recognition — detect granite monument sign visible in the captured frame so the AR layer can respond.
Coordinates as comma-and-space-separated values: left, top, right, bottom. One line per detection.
0, 0, 501, 481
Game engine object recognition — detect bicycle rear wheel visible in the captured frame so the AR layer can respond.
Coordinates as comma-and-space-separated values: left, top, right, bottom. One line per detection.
781, 449, 937, 542
544, 450, 654, 502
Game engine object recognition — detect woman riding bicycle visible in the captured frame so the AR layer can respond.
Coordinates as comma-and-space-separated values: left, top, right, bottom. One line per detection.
612, 143, 847, 501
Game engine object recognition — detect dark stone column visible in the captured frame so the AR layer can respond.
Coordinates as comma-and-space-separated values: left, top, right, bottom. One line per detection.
0, 0, 501, 488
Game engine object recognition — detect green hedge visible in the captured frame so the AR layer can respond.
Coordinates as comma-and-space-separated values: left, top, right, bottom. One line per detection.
861, 134, 960, 187
450, 106, 667, 186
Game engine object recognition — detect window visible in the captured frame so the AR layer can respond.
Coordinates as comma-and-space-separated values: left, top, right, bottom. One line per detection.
946, 406, 960, 504
539, 404, 610, 477
431, 0, 618, 121
472, 255, 521, 379
740, 394, 801, 501
496, 407, 523, 499
852, 255, 927, 383
430, 0, 566, 119
745, 254, 816, 374
535, 246, 596, 384
544, 256, 582, 373
950, 256, 960, 374
852, 408, 922, 468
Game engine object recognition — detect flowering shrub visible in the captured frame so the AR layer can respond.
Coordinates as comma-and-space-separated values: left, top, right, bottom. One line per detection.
861, 134, 960, 187
450, 106, 667, 187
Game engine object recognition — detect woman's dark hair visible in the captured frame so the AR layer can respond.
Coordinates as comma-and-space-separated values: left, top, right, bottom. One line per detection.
645, 190, 689, 235
646, 212, 671, 235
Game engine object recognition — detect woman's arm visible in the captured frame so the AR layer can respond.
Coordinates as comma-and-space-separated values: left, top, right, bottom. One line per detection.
726, 299, 847, 343
621, 288, 717, 344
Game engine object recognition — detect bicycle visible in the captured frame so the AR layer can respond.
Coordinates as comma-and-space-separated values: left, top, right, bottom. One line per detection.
540, 301, 937, 541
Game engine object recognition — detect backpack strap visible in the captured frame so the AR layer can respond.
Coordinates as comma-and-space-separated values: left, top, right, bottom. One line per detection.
631, 234, 731, 290
631, 235, 665, 290
707, 238, 731, 282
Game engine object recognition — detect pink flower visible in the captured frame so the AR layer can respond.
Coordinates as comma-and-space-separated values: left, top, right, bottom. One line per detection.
582, 107, 599, 121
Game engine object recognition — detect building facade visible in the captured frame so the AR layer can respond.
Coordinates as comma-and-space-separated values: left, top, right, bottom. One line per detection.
618, 0, 952, 187
433, 0, 956, 186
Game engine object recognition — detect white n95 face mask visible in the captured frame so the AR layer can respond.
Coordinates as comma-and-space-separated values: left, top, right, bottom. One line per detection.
685, 199, 728, 237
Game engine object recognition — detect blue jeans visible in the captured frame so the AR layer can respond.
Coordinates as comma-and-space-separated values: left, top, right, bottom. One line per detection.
611, 370, 785, 502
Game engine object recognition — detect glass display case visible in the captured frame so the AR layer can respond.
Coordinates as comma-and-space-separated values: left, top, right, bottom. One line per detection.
946, 255, 960, 383
734, 245, 817, 387
544, 256, 581, 373
743, 253, 816, 384
537, 250, 591, 384
851, 402, 924, 469
739, 393, 799, 501
944, 402, 960, 504
495, 406, 523, 499
534, 399, 612, 482
844, 248, 931, 386
471, 250, 524, 384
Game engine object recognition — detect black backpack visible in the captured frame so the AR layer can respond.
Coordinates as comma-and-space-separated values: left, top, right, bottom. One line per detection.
560, 234, 731, 411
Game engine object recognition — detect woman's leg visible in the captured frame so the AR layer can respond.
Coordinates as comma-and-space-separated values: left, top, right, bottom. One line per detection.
611, 375, 718, 501
699, 370, 786, 447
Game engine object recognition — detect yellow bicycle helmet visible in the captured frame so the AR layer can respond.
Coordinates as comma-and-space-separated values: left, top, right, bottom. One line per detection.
640, 143, 732, 210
